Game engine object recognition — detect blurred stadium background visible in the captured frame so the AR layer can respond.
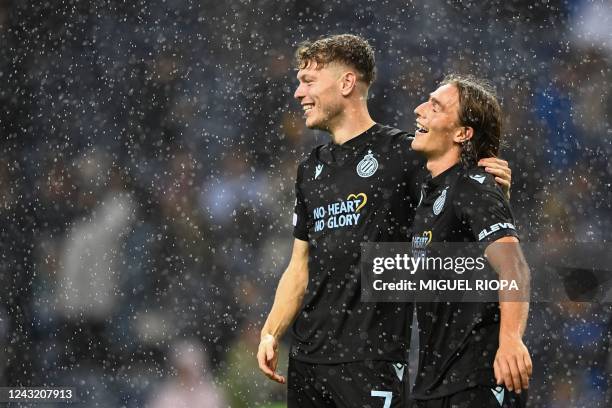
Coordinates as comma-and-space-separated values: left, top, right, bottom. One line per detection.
0, 0, 610, 406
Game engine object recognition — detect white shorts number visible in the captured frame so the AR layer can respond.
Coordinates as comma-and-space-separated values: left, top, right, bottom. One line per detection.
371, 390, 393, 408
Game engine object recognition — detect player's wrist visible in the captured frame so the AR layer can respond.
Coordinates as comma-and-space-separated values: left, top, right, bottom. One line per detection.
260, 332, 277, 342
499, 331, 523, 343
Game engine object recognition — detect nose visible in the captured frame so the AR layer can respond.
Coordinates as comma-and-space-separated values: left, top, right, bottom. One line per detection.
414, 101, 427, 118
294, 82, 305, 100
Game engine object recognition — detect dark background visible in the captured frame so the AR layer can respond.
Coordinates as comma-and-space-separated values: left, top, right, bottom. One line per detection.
1, 0, 610, 406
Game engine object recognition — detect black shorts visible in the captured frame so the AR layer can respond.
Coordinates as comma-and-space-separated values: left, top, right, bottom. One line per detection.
410, 386, 528, 408
287, 357, 409, 408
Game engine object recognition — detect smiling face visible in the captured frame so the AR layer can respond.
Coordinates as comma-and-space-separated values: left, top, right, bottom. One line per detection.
412, 83, 466, 159
294, 60, 346, 131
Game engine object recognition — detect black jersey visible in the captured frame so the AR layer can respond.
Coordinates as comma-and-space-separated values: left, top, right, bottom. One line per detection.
410, 163, 518, 400
291, 123, 424, 364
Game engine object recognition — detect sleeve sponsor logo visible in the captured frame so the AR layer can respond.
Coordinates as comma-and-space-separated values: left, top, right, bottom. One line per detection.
478, 222, 516, 241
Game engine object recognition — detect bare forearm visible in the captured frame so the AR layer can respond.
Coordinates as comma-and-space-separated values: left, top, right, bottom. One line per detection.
497, 254, 529, 339
257, 239, 308, 383
499, 301, 529, 339
261, 267, 307, 339
486, 239, 530, 338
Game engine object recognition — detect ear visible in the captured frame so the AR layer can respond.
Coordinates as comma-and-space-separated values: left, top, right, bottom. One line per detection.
453, 127, 473, 144
339, 71, 357, 96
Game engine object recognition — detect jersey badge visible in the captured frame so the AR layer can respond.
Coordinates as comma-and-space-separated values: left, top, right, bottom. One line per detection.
469, 174, 486, 184
392, 363, 405, 381
433, 187, 448, 216
315, 164, 324, 179
490, 386, 504, 406
356, 150, 378, 178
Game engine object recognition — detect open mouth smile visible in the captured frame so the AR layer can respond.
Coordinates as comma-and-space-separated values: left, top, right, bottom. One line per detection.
416, 123, 429, 134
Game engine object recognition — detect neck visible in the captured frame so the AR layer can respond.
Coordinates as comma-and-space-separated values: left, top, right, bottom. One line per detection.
328, 103, 376, 145
426, 150, 461, 178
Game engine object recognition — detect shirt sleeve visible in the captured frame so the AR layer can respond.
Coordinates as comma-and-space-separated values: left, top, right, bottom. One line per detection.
292, 164, 309, 241
454, 174, 519, 243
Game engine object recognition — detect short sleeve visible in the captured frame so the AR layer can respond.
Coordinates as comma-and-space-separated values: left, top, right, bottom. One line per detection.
454, 174, 518, 243
292, 164, 309, 241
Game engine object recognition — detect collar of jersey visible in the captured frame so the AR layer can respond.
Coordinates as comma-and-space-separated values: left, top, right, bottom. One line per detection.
330, 123, 380, 150
425, 162, 462, 189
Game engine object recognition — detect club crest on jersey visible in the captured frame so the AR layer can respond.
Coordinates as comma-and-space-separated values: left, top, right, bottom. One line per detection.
314, 164, 324, 179
433, 187, 448, 216
356, 150, 378, 178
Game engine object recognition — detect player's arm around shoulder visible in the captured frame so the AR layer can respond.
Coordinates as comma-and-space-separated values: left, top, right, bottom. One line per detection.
257, 238, 309, 384
453, 169, 514, 231
478, 157, 512, 199
485, 236, 533, 395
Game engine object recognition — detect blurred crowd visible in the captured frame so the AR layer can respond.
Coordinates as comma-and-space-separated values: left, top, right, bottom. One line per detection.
0, 0, 610, 407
